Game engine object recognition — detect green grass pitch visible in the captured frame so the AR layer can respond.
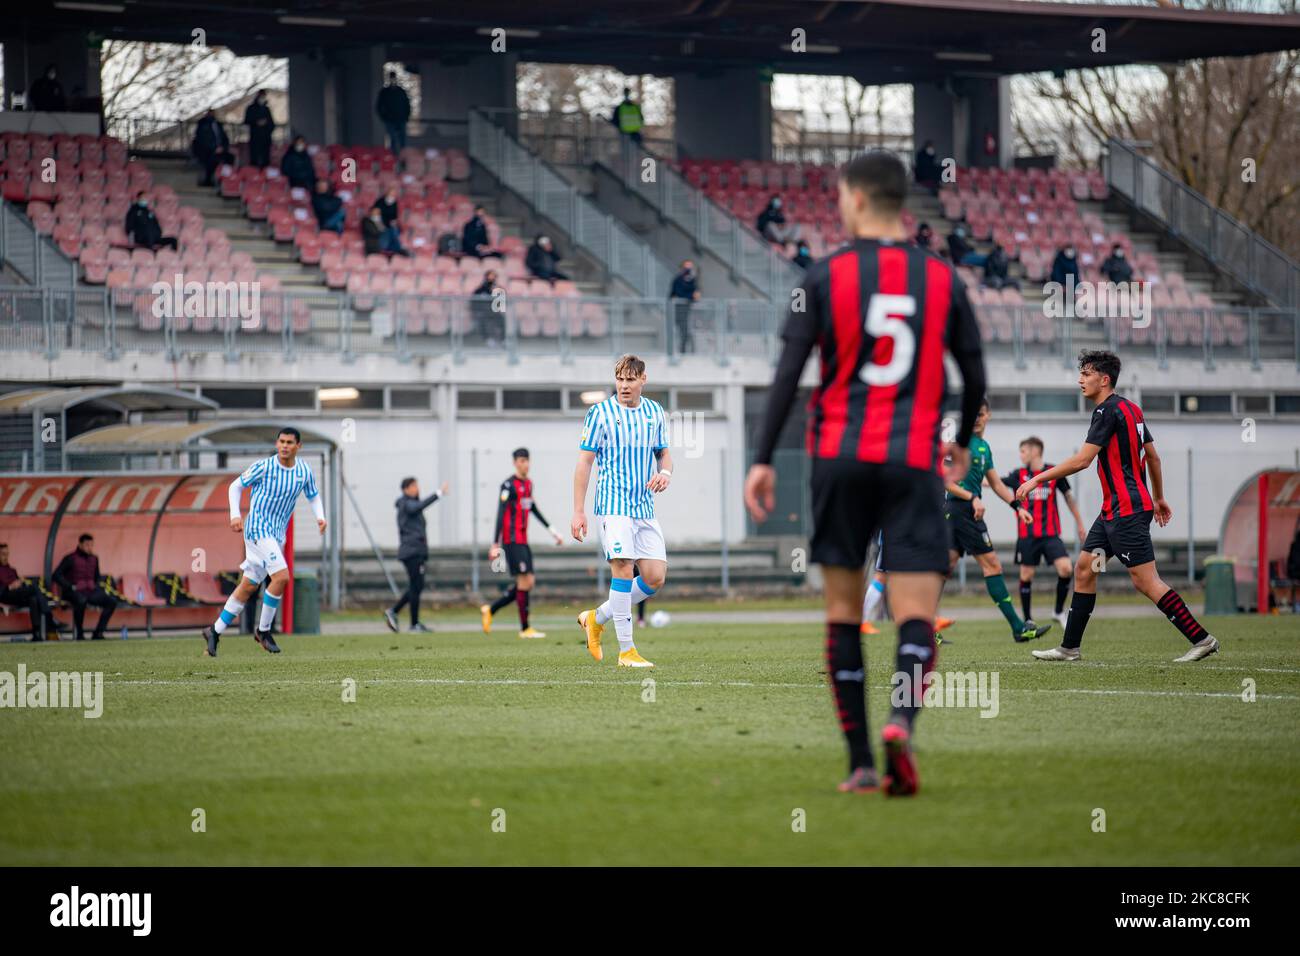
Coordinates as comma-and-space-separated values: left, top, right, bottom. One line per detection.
2, 613, 1297, 865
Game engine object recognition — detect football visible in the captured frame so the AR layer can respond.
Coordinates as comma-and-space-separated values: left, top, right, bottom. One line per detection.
649, 610, 671, 628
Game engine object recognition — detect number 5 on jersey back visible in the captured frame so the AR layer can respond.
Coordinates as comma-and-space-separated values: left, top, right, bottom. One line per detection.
859, 293, 916, 387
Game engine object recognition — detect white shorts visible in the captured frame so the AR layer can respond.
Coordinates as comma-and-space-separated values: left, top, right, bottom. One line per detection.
240, 536, 289, 582
599, 515, 667, 563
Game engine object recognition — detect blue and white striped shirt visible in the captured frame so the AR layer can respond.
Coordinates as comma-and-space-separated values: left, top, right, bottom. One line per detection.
579, 396, 668, 518
240, 456, 319, 544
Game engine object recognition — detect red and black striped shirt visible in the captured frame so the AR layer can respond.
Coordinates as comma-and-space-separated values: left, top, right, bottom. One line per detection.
494, 476, 551, 545
1003, 466, 1071, 538
1085, 394, 1155, 519
752, 238, 986, 471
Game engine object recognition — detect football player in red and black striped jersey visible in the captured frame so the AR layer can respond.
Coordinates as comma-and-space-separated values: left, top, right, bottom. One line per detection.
744, 151, 988, 796
1001, 436, 1085, 629
482, 448, 564, 639
1016, 351, 1219, 662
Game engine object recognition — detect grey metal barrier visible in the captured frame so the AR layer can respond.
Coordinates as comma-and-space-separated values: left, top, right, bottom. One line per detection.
0, 199, 77, 288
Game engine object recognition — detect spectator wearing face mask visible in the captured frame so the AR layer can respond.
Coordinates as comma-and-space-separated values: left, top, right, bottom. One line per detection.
1051, 244, 1082, 289
312, 179, 345, 234
191, 109, 234, 187
915, 140, 941, 190
244, 89, 274, 169
792, 241, 814, 270
462, 206, 499, 259
947, 225, 985, 267
526, 235, 568, 282
915, 221, 935, 250
29, 64, 66, 112
280, 135, 315, 189
982, 244, 1019, 291
1100, 244, 1133, 285
757, 195, 799, 246
669, 259, 701, 353
472, 269, 505, 344
363, 204, 409, 257
125, 192, 178, 251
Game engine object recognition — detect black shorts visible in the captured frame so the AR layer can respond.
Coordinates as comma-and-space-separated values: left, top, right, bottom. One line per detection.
810, 458, 949, 574
1083, 511, 1155, 569
1014, 535, 1069, 567
503, 543, 534, 575
945, 498, 994, 557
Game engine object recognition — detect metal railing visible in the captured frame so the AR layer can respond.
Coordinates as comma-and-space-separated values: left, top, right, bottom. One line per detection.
1106, 139, 1300, 311
468, 110, 674, 299
596, 130, 804, 305
0, 200, 77, 287
0, 285, 1292, 370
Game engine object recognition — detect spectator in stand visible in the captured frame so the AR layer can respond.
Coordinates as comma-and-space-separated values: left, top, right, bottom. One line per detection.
376, 72, 412, 155
363, 205, 409, 257
125, 192, 178, 251
914, 221, 935, 250
1288, 525, 1300, 613
471, 269, 505, 344
982, 244, 1019, 291
915, 139, 941, 191
947, 224, 984, 267
28, 64, 66, 112
51, 534, 119, 641
1099, 243, 1134, 285
756, 195, 799, 247
191, 108, 235, 187
461, 206, 498, 259
280, 135, 316, 190
668, 259, 701, 353
244, 90, 274, 169
0, 543, 61, 642
526, 235, 568, 282
791, 240, 814, 270
1050, 243, 1082, 290
311, 179, 345, 234
610, 87, 644, 145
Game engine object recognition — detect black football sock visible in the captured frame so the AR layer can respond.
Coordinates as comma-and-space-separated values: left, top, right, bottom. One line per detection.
825, 622, 871, 772
892, 618, 936, 730
516, 589, 530, 629
1062, 592, 1096, 649
1055, 575, 1072, 615
1156, 589, 1209, 644
1019, 580, 1033, 621
490, 587, 517, 615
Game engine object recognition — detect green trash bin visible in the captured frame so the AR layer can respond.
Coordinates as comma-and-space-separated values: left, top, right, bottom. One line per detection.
292, 569, 321, 634
1203, 557, 1236, 616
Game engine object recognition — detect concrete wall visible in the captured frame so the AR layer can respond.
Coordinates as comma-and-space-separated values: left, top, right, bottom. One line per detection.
911, 77, 1011, 170
674, 69, 772, 160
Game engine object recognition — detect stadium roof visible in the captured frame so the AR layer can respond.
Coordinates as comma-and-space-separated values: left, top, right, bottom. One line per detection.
0, 385, 218, 415
64, 420, 336, 453
7, 1, 1300, 85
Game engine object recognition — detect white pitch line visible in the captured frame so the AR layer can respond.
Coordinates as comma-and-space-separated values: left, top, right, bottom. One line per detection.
99, 676, 1300, 701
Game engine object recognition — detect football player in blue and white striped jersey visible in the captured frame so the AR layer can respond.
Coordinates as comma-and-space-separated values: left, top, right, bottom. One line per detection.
202, 427, 326, 657
572, 355, 673, 668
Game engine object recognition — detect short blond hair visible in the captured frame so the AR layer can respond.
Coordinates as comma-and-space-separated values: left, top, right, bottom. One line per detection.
614, 354, 646, 379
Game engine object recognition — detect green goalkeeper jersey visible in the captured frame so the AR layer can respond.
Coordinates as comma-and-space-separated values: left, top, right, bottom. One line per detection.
948, 434, 992, 500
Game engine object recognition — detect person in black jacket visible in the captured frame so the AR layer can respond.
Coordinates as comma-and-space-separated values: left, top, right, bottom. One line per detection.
124, 193, 178, 251
384, 477, 450, 632
471, 269, 505, 344
1099, 244, 1134, 285
52, 534, 119, 641
375, 72, 411, 154
280, 135, 315, 190
525, 235, 567, 282
461, 206, 496, 258
982, 244, 1019, 291
947, 225, 984, 267
915, 140, 941, 190
311, 179, 345, 233
792, 241, 814, 270
756, 196, 797, 246
362, 204, 409, 257
191, 109, 234, 187
0, 543, 61, 641
668, 259, 700, 353
1050, 244, 1081, 289
28, 64, 66, 112
1287, 526, 1300, 613
244, 90, 274, 169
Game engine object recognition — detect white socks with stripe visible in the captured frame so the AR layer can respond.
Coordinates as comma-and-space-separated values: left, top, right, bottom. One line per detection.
607, 578, 634, 652
258, 590, 282, 631
863, 577, 886, 622
596, 575, 656, 626
213, 595, 245, 635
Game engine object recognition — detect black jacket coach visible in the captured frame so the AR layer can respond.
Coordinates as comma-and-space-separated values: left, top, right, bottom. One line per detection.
395, 491, 442, 560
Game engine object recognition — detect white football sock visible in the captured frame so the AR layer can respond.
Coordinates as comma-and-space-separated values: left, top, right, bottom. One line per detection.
213, 595, 245, 635
597, 574, 656, 624
258, 590, 282, 631
608, 579, 634, 652
863, 578, 886, 621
